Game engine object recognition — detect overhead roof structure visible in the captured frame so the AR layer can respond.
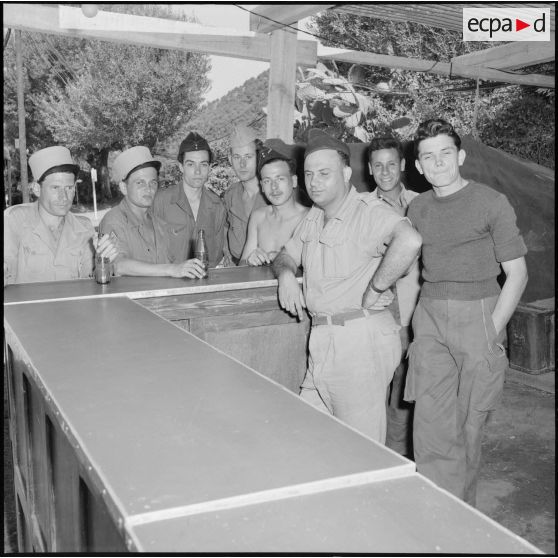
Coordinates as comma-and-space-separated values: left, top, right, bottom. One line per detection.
3, 3, 555, 143
250, 3, 555, 86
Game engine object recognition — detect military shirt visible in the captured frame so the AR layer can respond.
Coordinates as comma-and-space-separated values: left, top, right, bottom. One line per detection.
153, 183, 226, 267
99, 198, 171, 264
223, 181, 268, 261
371, 184, 420, 326
284, 186, 405, 315
370, 184, 419, 216
4, 201, 95, 284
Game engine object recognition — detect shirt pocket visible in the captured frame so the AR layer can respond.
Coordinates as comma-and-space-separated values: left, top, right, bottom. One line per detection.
21, 240, 52, 277
320, 234, 362, 279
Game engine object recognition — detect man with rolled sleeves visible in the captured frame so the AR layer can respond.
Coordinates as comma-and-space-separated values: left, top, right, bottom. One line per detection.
100, 146, 205, 279
406, 118, 528, 505
368, 136, 421, 457
272, 129, 422, 442
153, 132, 227, 268
4, 146, 117, 284
223, 124, 268, 264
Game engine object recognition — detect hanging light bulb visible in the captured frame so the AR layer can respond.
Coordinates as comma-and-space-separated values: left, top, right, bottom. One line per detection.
81, 4, 98, 18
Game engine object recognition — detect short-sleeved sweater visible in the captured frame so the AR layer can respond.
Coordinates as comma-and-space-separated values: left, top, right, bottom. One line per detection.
407, 180, 527, 300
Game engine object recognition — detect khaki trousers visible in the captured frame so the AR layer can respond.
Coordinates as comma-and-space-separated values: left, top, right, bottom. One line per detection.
300, 310, 401, 443
405, 296, 507, 506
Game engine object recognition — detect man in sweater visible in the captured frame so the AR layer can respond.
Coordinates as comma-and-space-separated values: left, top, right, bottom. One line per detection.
368, 136, 421, 457
406, 118, 528, 506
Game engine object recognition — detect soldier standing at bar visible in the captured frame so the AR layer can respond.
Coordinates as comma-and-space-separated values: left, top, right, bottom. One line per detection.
273, 129, 422, 442
240, 141, 308, 266
153, 132, 228, 268
99, 146, 205, 278
223, 124, 268, 264
406, 118, 528, 505
368, 136, 421, 457
4, 146, 117, 285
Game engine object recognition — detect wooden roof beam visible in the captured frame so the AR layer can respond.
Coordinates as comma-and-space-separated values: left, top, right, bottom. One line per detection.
451, 38, 555, 70
3, 4, 318, 65
249, 4, 334, 33
318, 46, 555, 88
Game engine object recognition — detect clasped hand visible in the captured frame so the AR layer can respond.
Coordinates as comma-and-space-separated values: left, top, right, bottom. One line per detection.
361, 286, 394, 310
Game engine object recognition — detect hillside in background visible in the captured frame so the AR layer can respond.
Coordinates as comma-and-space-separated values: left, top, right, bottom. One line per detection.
160, 70, 269, 159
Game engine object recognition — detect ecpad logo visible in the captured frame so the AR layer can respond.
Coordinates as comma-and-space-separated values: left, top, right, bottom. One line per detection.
463, 8, 550, 41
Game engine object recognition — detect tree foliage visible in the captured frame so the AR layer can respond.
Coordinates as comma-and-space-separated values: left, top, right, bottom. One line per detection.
3, 4, 211, 199
308, 12, 555, 168
161, 70, 269, 159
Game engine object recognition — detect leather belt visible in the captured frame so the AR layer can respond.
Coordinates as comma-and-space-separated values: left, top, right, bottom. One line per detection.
311, 308, 384, 327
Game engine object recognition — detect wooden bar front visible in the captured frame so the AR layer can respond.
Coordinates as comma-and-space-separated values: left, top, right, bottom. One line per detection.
3, 268, 541, 553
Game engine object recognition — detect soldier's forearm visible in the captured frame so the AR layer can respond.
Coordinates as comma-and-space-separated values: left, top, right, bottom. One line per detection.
370, 223, 422, 292
272, 249, 298, 279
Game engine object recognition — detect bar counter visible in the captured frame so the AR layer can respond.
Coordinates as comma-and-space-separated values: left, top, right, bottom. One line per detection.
3, 268, 541, 553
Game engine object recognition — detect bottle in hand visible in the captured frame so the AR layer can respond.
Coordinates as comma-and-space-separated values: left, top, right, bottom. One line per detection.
95, 232, 111, 284
194, 229, 209, 278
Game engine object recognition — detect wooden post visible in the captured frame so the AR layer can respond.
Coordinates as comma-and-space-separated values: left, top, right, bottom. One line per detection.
267, 28, 298, 142
15, 30, 29, 203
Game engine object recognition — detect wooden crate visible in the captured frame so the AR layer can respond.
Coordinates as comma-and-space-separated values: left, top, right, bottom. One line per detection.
507, 298, 555, 375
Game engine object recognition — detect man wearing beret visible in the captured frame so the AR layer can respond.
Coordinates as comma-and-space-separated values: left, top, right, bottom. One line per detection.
153, 132, 227, 268
240, 141, 308, 266
99, 146, 206, 278
223, 124, 268, 264
4, 146, 117, 284
272, 129, 422, 442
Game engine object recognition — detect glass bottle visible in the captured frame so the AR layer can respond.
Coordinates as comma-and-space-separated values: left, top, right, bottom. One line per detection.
95, 232, 111, 284
194, 229, 209, 278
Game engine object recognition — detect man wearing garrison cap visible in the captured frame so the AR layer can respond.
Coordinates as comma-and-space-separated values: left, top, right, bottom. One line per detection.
272, 129, 422, 443
223, 124, 268, 264
99, 146, 206, 278
153, 132, 227, 268
4, 146, 118, 284
240, 140, 308, 266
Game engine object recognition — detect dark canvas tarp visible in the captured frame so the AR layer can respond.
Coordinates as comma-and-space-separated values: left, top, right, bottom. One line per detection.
347, 136, 554, 303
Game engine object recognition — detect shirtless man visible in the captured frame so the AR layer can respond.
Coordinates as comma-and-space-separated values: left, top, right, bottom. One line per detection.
240, 143, 308, 266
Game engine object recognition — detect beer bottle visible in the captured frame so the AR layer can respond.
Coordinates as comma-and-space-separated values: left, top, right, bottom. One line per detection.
194, 229, 209, 278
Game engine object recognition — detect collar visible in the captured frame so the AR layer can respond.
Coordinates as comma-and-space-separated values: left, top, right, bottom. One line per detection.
120, 197, 153, 227
331, 185, 360, 222
371, 183, 408, 206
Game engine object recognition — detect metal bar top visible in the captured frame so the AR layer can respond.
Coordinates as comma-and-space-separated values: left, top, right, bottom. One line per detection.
3, 265, 295, 305
4, 297, 413, 542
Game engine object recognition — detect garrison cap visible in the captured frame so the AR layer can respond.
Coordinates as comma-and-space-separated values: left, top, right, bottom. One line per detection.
113, 146, 161, 183
178, 132, 212, 163
229, 124, 258, 149
257, 139, 293, 174
29, 146, 80, 183
304, 128, 350, 159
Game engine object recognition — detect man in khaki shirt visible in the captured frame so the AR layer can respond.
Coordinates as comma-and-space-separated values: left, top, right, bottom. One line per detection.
4, 146, 116, 285
369, 136, 421, 457
223, 125, 268, 264
273, 129, 422, 442
153, 132, 228, 268
100, 146, 205, 278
